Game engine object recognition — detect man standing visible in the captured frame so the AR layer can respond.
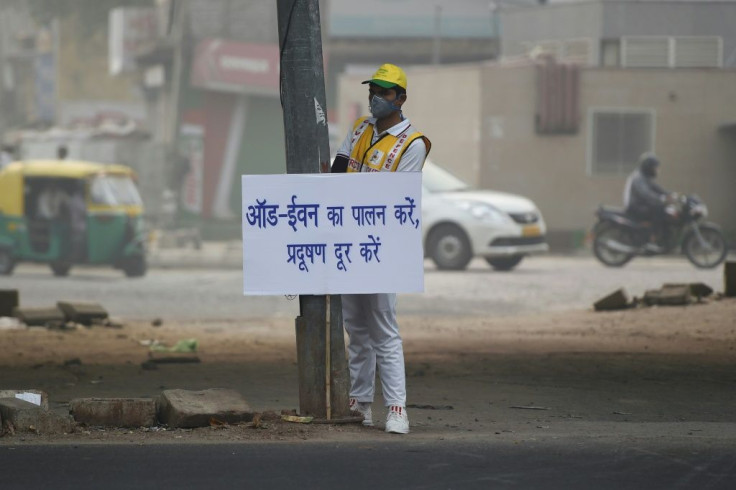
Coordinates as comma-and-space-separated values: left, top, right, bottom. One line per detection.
332, 63, 430, 434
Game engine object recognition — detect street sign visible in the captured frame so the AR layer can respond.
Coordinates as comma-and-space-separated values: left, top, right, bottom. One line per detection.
242, 172, 424, 295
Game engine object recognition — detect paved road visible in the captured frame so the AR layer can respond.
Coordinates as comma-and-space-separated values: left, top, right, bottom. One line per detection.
1, 441, 735, 490
1, 255, 726, 321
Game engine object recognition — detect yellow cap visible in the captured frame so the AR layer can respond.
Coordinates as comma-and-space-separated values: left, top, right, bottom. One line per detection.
362, 63, 407, 90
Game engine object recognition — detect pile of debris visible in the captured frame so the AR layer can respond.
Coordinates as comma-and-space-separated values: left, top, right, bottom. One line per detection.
0, 289, 122, 330
1, 388, 254, 436
595, 260, 736, 312
594, 282, 715, 311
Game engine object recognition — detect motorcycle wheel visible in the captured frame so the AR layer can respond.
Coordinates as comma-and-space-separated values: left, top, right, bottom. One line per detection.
592, 223, 635, 267
682, 224, 728, 269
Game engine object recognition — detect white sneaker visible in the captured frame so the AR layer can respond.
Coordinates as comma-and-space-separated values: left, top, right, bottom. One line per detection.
349, 398, 373, 426
385, 406, 409, 434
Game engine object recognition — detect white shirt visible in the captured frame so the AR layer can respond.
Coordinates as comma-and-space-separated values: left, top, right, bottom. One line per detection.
37, 187, 69, 219
0, 151, 12, 169
336, 116, 427, 172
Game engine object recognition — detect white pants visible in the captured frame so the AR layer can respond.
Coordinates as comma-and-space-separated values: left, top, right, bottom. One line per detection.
342, 293, 406, 407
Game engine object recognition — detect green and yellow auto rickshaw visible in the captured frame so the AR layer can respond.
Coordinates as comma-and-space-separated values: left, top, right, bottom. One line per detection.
0, 160, 147, 277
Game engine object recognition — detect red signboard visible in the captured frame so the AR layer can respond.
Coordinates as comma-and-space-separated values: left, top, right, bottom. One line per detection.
190, 39, 280, 93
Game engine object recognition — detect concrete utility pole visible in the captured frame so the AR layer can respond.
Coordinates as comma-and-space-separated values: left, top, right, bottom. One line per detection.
276, 0, 350, 420
167, 0, 188, 146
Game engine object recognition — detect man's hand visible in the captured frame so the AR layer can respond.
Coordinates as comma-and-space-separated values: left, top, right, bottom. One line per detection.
331, 155, 349, 173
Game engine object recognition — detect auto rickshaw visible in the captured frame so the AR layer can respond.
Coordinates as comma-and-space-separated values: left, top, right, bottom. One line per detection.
0, 160, 147, 277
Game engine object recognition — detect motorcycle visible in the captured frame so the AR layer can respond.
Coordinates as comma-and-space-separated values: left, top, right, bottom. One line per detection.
592, 194, 728, 269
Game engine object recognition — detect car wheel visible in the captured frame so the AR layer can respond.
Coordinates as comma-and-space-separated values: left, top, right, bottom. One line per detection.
485, 255, 523, 271
50, 262, 72, 277
0, 248, 15, 275
428, 224, 472, 271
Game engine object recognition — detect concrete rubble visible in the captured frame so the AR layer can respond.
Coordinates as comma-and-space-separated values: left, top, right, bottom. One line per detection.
593, 288, 630, 311
158, 388, 254, 428
643, 284, 693, 306
726, 261, 736, 297
56, 301, 109, 326
0, 398, 73, 435
0, 387, 256, 435
594, 282, 717, 311
0, 289, 19, 317
12, 306, 66, 326
69, 398, 157, 428
2, 290, 120, 330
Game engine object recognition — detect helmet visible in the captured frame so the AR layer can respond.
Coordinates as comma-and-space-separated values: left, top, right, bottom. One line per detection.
638, 152, 659, 177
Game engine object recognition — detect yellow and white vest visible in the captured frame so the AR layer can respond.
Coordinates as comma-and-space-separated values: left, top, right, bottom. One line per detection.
347, 117, 431, 173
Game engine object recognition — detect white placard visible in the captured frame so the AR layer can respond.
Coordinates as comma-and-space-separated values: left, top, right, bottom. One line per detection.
242, 172, 424, 295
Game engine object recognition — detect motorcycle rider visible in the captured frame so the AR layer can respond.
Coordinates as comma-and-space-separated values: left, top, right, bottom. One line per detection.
623, 152, 672, 250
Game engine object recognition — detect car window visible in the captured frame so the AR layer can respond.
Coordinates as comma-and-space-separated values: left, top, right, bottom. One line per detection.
423, 160, 469, 193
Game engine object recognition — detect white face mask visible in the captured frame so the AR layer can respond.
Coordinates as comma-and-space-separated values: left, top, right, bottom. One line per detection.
370, 94, 399, 119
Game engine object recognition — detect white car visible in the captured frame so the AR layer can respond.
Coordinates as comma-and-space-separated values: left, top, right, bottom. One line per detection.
422, 160, 548, 270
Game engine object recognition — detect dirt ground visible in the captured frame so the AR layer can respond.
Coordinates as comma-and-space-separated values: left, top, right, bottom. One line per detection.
1, 297, 735, 445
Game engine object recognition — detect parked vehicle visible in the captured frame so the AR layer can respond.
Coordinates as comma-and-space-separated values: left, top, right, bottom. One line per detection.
592, 193, 728, 269
422, 160, 548, 271
0, 160, 147, 277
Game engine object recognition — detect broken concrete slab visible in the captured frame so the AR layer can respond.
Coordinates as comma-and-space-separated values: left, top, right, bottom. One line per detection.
726, 261, 736, 298
593, 288, 631, 311
57, 301, 108, 326
0, 398, 73, 434
69, 398, 157, 428
0, 289, 19, 317
642, 289, 659, 305
90, 317, 124, 329
11, 306, 65, 326
688, 282, 714, 299
158, 388, 253, 428
0, 390, 49, 410
662, 282, 713, 299
644, 285, 692, 306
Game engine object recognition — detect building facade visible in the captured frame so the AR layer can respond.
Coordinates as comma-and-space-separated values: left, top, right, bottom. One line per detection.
500, 0, 736, 68
339, 59, 736, 249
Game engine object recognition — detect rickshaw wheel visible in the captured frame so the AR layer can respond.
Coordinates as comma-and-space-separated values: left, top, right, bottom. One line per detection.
123, 255, 147, 278
0, 249, 15, 275
50, 262, 72, 277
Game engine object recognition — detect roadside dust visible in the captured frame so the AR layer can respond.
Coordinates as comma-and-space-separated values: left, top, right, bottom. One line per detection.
1, 298, 735, 444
